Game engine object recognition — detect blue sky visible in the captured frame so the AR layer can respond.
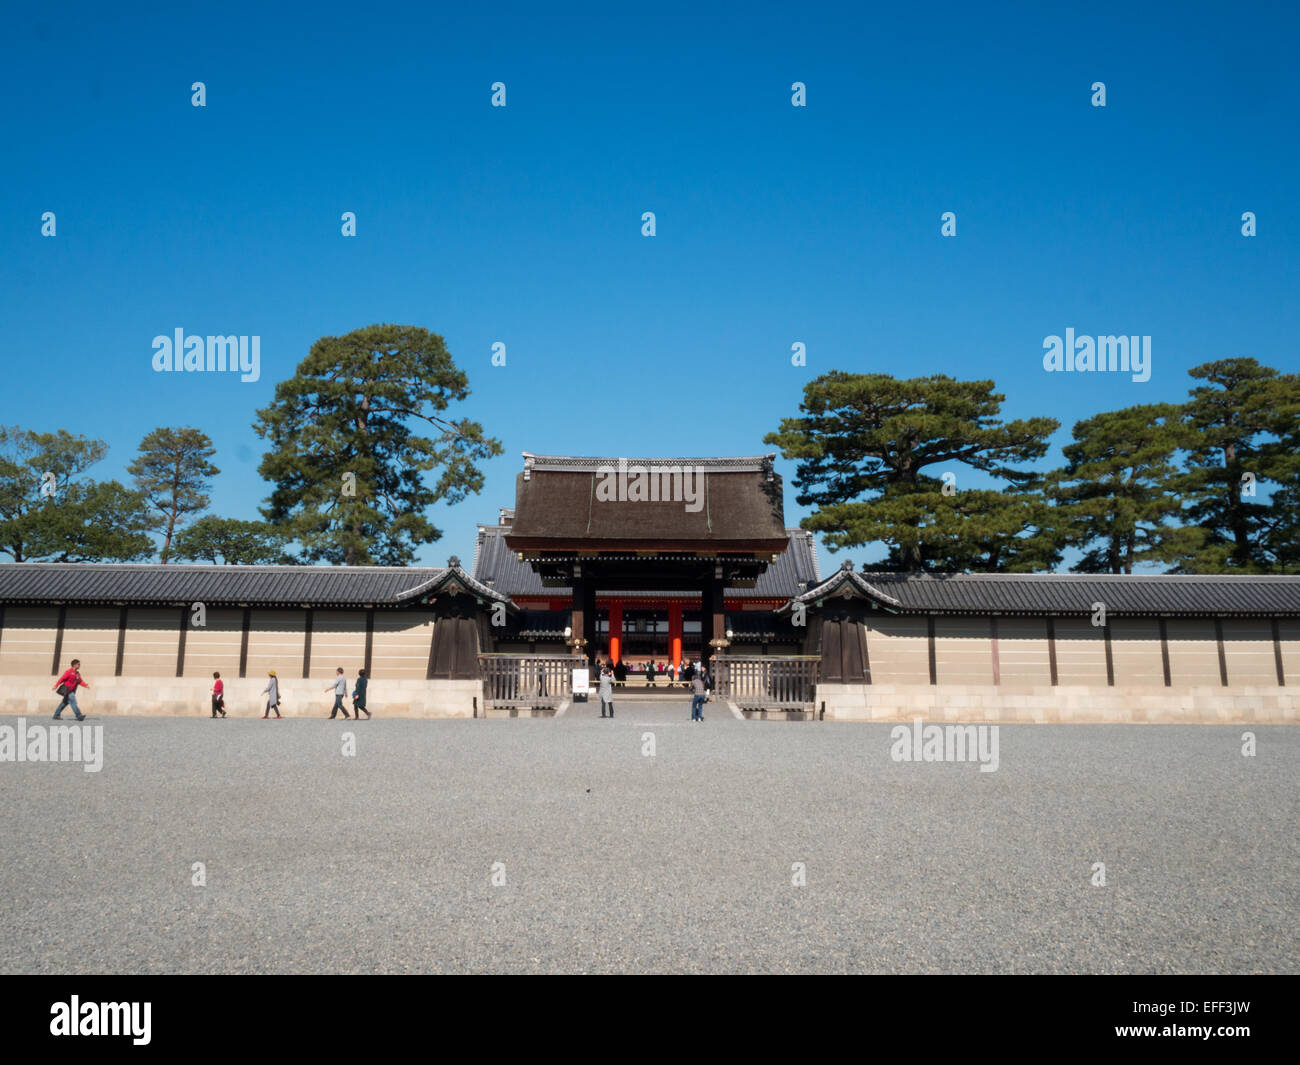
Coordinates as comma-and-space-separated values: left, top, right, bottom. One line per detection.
2, 1, 1297, 569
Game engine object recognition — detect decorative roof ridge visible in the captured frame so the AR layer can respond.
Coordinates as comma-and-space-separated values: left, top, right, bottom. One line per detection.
522, 452, 776, 470
392, 564, 516, 606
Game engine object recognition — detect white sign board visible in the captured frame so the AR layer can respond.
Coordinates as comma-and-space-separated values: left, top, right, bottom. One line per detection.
572, 668, 591, 696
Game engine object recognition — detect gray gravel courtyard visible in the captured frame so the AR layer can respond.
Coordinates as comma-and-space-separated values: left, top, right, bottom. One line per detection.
1, 702, 1295, 974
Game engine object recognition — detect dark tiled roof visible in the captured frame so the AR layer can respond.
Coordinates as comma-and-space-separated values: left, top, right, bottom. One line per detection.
0, 563, 512, 607
508, 454, 788, 548
785, 568, 1300, 617
473, 525, 820, 601
523, 453, 776, 473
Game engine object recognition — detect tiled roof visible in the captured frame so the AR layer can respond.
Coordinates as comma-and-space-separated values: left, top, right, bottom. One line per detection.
0, 563, 513, 607
508, 453, 788, 548
522, 453, 775, 473
785, 568, 1300, 617
473, 525, 821, 601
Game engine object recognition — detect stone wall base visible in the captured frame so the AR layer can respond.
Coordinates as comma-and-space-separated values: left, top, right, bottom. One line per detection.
1, 676, 483, 719
814, 683, 1297, 724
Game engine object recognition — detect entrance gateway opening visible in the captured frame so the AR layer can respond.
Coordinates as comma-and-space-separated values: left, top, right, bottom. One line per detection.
502, 453, 792, 670
474, 452, 822, 711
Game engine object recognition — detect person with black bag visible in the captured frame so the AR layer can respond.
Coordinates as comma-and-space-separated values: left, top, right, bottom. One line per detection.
52, 659, 88, 721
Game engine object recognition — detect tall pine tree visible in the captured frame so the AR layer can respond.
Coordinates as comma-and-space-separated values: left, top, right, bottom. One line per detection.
1048, 403, 1198, 573
1171, 358, 1300, 572
127, 427, 220, 563
254, 324, 502, 565
765, 372, 1059, 571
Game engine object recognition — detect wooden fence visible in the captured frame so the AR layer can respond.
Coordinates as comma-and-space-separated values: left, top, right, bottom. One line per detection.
478, 654, 586, 709
713, 655, 819, 710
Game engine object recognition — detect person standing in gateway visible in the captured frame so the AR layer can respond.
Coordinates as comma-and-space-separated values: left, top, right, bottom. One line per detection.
598, 664, 614, 718
689, 669, 707, 722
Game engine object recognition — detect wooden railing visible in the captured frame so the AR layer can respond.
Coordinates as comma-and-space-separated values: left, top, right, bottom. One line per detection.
478, 654, 586, 709
713, 655, 819, 710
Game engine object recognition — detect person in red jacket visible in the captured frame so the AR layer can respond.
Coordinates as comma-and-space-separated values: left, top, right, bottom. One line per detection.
211, 672, 227, 718
53, 659, 88, 721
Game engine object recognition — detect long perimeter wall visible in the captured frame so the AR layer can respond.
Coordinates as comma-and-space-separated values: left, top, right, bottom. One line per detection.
0, 606, 479, 718
818, 615, 1299, 723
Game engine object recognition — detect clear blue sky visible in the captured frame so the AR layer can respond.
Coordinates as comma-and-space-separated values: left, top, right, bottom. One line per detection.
2, 1, 1297, 569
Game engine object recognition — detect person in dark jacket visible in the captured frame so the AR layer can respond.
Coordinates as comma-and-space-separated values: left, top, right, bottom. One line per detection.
613, 659, 627, 687
352, 668, 371, 718
645, 659, 656, 687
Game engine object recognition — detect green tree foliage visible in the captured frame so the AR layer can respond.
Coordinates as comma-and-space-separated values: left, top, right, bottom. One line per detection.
126, 427, 220, 562
254, 324, 503, 565
172, 516, 292, 565
764, 372, 1059, 571
1049, 403, 1201, 573
1171, 359, 1300, 573
0, 427, 153, 562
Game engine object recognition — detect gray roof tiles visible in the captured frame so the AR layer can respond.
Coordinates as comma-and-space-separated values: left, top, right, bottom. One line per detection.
3, 556, 1296, 616
788, 569, 1300, 616
0, 563, 511, 607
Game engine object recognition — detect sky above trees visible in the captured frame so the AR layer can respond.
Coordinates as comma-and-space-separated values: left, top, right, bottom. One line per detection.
2, 3, 1296, 568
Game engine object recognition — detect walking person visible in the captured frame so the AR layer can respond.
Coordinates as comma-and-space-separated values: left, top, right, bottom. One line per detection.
352, 668, 371, 719
261, 670, 282, 719
645, 659, 656, 688
689, 669, 707, 722
598, 664, 614, 718
211, 672, 227, 718
52, 659, 88, 721
326, 667, 351, 719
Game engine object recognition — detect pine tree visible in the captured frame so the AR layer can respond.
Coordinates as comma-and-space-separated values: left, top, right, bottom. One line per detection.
1172, 359, 1300, 572
172, 516, 291, 565
1048, 403, 1199, 573
126, 427, 220, 562
764, 372, 1059, 571
254, 324, 503, 565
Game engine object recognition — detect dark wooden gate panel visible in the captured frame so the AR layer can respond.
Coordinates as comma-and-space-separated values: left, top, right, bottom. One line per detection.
429, 617, 481, 679
820, 619, 843, 682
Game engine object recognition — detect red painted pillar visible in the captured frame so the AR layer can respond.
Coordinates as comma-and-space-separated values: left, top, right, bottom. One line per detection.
608, 600, 623, 665
668, 601, 683, 671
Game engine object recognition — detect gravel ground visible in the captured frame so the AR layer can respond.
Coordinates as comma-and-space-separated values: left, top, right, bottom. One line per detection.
1, 705, 1295, 974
